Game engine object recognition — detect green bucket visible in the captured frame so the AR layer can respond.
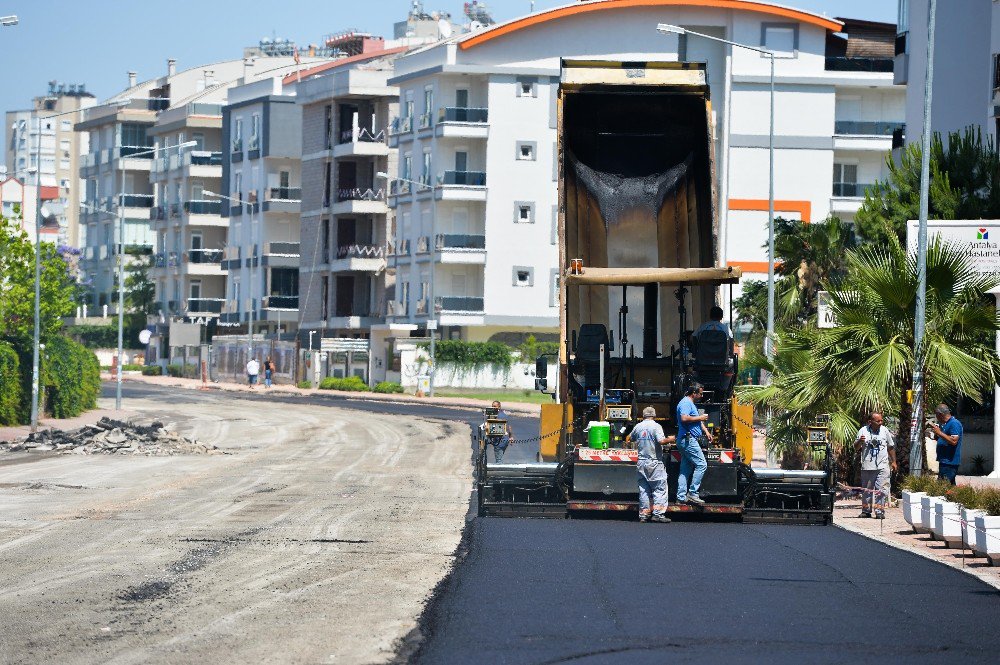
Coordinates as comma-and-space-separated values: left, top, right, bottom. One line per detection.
586, 421, 611, 449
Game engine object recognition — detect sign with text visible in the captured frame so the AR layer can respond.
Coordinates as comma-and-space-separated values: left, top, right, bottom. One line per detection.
320, 338, 370, 353
906, 219, 1000, 278
817, 291, 837, 328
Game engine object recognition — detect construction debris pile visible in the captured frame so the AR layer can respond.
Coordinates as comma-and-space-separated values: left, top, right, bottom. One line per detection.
2, 418, 222, 456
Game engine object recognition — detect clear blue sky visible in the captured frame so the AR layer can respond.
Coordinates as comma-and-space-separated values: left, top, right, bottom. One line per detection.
1, 0, 895, 124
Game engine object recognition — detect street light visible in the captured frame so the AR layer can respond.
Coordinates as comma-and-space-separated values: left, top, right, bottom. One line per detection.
657, 23, 777, 362
114, 140, 197, 411
204, 190, 258, 357
374, 170, 437, 396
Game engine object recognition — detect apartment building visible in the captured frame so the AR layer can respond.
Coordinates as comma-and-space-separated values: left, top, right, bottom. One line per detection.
895, 0, 1000, 142
297, 49, 403, 350
219, 77, 305, 336
385, 0, 905, 329
5, 82, 95, 246
0, 176, 59, 242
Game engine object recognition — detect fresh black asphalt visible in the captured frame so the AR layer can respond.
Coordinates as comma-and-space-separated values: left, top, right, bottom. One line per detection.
109, 383, 1000, 664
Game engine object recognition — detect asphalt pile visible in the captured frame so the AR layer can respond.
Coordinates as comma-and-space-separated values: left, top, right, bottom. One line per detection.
2, 417, 222, 456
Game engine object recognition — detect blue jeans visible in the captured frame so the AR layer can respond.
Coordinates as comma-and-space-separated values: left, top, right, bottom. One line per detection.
676, 434, 707, 501
265, 369, 272, 387
492, 442, 508, 463
938, 463, 959, 485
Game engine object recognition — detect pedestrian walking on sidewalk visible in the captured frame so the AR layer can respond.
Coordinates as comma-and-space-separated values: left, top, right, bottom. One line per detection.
264, 357, 274, 388
627, 406, 675, 523
485, 401, 513, 463
246, 357, 260, 389
855, 412, 896, 518
675, 383, 711, 506
929, 404, 963, 485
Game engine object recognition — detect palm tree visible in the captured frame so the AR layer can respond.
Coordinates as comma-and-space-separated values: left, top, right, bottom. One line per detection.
740, 236, 1000, 476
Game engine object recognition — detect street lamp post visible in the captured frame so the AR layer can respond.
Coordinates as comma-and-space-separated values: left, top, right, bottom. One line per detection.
375, 171, 437, 395
205, 190, 257, 356
115, 140, 197, 411
909, 0, 938, 477
657, 24, 776, 361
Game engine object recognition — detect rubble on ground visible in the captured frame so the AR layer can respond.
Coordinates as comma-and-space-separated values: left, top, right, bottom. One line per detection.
1, 417, 223, 456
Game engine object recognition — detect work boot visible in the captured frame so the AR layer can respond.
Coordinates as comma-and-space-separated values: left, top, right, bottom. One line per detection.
686, 495, 705, 506
859, 511, 872, 518
639, 513, 650, 523
651, 514, 671, 523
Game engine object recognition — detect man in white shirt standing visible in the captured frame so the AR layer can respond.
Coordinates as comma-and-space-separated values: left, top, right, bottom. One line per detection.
855, 412, 897, 519
246, 357, 260, 389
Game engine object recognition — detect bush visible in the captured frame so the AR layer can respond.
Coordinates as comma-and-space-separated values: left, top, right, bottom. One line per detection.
141, 365, 163, 376
319, 376, 367, 392
980, 487, 1000, 516
0, 341, 22, 425
373, 381, 404, 394
423, 340, 513, 369
64, 324, 118, 349
945, 484, 982, 510
121, 364, 145, 372
43, 336, 100, 419
297, 380, 313, 389
167, 364, 184, 378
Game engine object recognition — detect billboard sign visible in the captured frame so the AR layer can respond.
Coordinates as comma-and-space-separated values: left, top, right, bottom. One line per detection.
906, 219, 1000, 278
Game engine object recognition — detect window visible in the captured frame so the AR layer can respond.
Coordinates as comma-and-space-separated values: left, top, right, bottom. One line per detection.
517, 77, 537, 98
322, 218, 331, 262
512, 266, 534, 287
761, 23, 798, 58
833, 163, 859, 196
324, 104, 333, 149
250, 113, 260, 149
422, 152, 432, 185
551, 205, 559, 244
514, 202, 535, 223
120, 123, 150, 147
456, 89, 469, 108
424, 87, 434, 114
402, 153, 413, 180
550, 269, 560, 307
321, 276, 329, 320
192, 132, 205, 151
323, 162, 332, 206
234, 172, 243, 199
454, 150, 468, 172
516, 141, 536, 161
233, 118, 243, 150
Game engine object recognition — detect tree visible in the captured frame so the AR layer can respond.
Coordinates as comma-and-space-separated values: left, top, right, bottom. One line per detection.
855, 127, 1000, 245
741, 236, 1000, 477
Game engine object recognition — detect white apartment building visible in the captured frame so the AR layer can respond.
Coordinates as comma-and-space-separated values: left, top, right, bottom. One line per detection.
0, 176, 58, 243
385, 0, 904, 332
895, 0, 1000, 142
297, 49, 403, 348
6, 83, 95, 246
220, 76, 306, 337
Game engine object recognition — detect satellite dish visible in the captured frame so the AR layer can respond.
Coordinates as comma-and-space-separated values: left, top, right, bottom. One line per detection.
139, 329, 152, 345
438, 18, 453, 38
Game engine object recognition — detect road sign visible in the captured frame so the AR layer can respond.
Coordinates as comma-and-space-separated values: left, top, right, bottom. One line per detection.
817, 291, 837, 328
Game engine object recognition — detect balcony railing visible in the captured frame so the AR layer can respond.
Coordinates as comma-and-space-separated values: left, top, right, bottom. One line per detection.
263, 295, 299, 309
832, 182, 876, 197
416, 236, 430, 254
187, 298, 224, 313
439, 107, 488, 123
390, 180, 411, 196
825, 57, 894, 73
338, 187, 385, 202
170, 202, 181, 218
415, 298, 428, 315
834, 121, 905, 136
167, 251, 180, 268
187, 249, 223, 264
189, 151, 223, 166
231, 138, 243, 153
339, 127, 387, 144
439, 170, 486, 187
152, 206, 167, 221
387, 301, 408, 316
392, 238, 411, 256
264, 242, 300, 256
267, 187, 302, 201
435, 296, 484, 312
153, 253, 166, 267
184, 200, 222, 215
117, 193, 155, 208
417, 112, 433, 130
389, 116, 413, 135
337, 244, 384, 259
435, 234, 486, 250
118, 145, 155, 159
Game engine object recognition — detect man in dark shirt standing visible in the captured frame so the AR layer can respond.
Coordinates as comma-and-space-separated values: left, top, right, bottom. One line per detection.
929, 403, 963, 485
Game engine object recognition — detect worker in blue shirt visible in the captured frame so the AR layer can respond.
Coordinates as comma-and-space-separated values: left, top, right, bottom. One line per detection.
675, 382, 712, 505
928, 403, 963, 485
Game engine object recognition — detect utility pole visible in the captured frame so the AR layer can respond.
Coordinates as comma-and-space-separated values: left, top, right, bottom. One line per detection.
909, 0, 937, 476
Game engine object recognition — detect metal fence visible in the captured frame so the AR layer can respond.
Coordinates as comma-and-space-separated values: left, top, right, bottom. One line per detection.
210, 336, 298, 385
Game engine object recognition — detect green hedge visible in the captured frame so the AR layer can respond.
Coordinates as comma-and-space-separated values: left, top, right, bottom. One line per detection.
901, 475, 1000, 515
373, 381, 404, 394
141, 365, 163, 376
319, 376, 367, 392
43, 336, 100, 419
64, 324, 119, 349
0, 341, 22, 425
424, 340, 513, 369
297, 380, 313, 389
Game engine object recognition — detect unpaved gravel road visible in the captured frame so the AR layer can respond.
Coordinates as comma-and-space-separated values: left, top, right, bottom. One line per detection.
0, 389, 472, 664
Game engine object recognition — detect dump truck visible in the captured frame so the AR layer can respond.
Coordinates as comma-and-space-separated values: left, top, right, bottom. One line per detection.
477, 60, 834, 524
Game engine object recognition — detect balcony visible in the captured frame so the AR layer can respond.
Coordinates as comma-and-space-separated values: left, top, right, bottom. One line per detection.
118, 145, 155, 159
221, 246, 241, 270
834, 121, 904, 136
832, 182, 875, 198
152, 206, 168, 221
247, 136, 261, 160
415, 298, 428, 316
190, 151, 223, 167
417, 112, 433, 133
389, 180, 411, 197
117, 194, 155, 212
184, 200, 223, 216
263, 295, 299, 310
231, 139, 243, 162
187, 248, 224, 264
435, 296, 484, 313
435, 234, 487, 264
261, 242, 300, 268
416, 236, 430, 254
388, 116, 414, 146
833, 122, 903, 151
391, 238, 411, 257
332, 187, 387, 216
330, 243, 386, 273
263, 187, 302, 214
387, 300, 408, 317
436, 171, 487, 201
825, 57, 894, 73
153, 253, 166, 268
186, 298, 224, 314
436, 107, 489, 139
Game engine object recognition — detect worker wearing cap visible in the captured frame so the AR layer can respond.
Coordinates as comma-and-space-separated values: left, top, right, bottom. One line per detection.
628, 406, 675, 523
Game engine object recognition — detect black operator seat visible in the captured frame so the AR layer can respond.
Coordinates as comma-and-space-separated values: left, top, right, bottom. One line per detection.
577, 324, 611, 391
692, 325, 735, 393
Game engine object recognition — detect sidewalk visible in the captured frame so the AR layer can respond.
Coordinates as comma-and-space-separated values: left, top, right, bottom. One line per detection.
102, 372, 544, 417
834, 501, 1000, 590
0, 408, 138, 443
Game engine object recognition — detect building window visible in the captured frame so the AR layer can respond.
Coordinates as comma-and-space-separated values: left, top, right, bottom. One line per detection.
321, 276, 329, 320
234, 172, 243, 200
517, 77, 538, 98
120, 123, 150, 148
512, 266, 534, 287
323, 162, 332, 206
250, 113, 260, 149
324, 104, 333, 149
402, 153, 413, 181
422, 151, 432, 186
761, 23, 798, 58
833, 163, 858, 196
514, 202, 535, 223
550, 269, 560, 307
516, 141, 536, 161
233, 118, 243, 151
551, 205, 558, 244
424, 87, 434, 115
